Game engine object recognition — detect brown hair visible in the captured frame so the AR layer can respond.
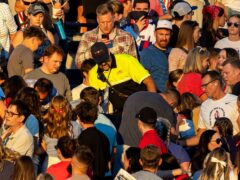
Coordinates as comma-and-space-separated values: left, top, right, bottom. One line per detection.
178, 92, 201, 112
11, 156, 35, 180
140, 145, 161, 169
44, 95, 73, 139
108, 0, 124, 14
23, 26, 46, 41
80, 87, 100, 106
176, 20, 199, 51
96, 3, 114, 16
74, 101, 98, 124
43, 44, 64, 58
167, 69, 183, 89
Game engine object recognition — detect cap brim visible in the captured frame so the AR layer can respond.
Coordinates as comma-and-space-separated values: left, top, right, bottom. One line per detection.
155, 27, 172, 30
191, 6, 197, 10
32, 11, 45, 15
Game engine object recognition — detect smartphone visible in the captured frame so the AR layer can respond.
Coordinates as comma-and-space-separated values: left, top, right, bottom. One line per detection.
102, 34, 109, 39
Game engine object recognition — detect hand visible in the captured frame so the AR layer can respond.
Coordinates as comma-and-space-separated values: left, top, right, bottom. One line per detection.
136, 16, 146, 32
1, 127, 12, 141
55, 9, 64, 18
99, 38, 111, 46
177, 114, 185, 125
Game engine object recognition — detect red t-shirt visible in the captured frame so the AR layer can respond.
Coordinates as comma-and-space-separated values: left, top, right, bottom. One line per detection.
47, 161, 71, 180
138, 130, 168, 154
177, 72, 204, 97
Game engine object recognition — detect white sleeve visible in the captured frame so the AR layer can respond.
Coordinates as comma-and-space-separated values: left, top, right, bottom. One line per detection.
198, 108, 207, 129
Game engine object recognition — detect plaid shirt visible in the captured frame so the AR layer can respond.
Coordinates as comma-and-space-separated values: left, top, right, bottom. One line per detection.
75, 27, 137, 68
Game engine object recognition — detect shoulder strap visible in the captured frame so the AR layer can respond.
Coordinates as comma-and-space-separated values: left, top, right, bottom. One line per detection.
179, 47, 189, 54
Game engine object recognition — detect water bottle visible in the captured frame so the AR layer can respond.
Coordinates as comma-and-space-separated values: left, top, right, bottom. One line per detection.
54, 19, 67, 40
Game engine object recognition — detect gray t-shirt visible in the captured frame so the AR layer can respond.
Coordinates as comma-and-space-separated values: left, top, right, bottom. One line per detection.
7, 44, 33, 77
133, 170, 162, 180
24, 68, 72, 101
119, 91, 176, 146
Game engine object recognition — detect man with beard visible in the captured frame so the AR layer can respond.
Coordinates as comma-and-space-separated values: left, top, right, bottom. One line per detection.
140, 20, 172, 92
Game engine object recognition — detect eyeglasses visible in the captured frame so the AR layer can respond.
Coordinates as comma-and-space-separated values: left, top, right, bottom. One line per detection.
211, 138, 222, 144
201, 79, 217, 88
23, 0, 36, 6
227, 22, 240, 28
5, 110, 20, 117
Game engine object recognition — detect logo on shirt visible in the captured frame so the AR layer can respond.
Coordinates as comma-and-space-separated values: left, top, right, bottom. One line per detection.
209, 107, 225, 126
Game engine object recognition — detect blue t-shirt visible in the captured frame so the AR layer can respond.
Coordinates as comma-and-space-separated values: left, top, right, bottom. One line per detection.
140, 45, 170, 92
0, 87, 5, 99
25, 114, 39, 137
94, 113, 117, 153
179, 119, 195, 139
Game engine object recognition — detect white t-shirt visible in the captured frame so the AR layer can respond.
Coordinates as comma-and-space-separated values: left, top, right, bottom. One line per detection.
136, 23, 156, 48
198, 94, 239, 135
6, 125, 34, 157
71, 83, 88, 101
214, 37, 240, 56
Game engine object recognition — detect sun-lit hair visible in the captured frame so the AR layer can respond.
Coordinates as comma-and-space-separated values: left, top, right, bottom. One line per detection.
184, 47, 210, 74
44, 95, 73, 139
176, 20, 199, 51
199, 148, 230, 180
0, 143, 20, 172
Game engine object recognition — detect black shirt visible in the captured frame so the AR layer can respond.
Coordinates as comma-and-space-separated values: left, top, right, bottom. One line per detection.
78, 127, 110, 179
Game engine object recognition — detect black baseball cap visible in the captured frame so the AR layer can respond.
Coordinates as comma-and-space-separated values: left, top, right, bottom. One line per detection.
136, 107, 157, 124
91, 42, 110, 64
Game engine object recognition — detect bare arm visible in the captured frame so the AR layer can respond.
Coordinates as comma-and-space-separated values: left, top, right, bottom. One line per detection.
0, 100, 6, 120
47, 31, 55, 44
24, 68, 33, 75
77, 5, 87, 33
12, 31, 23, 48
185, 128, 206, 146
142, 76, 157, 92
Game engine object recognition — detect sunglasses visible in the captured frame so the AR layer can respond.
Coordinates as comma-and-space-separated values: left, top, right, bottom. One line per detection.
211, 138, 222, 144
227, 22, 240, 28
23, 0, 36, 5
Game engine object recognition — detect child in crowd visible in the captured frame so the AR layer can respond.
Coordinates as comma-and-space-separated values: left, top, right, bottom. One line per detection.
132, 145, 162, 180
177, 109, 195, 139
67, 145, 94, 180
71, 59, 95, 101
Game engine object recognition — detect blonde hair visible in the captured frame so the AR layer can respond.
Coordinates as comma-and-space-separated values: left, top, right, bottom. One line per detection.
0, 143, 20, 171
183, 47, 210, 74
199, 148, 230, 180
44, 95, 73, 139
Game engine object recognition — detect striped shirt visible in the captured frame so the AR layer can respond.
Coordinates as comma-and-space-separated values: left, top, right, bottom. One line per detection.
0, 3, 17, 54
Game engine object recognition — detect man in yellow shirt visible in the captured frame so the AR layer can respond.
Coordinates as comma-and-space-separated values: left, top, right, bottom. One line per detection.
89, 42, 156, 116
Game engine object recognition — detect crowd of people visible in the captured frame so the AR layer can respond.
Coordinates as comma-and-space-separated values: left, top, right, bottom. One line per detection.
0, 0, 240, 179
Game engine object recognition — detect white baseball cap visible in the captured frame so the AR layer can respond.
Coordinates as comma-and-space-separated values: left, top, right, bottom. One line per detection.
156, 20, 172, 30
